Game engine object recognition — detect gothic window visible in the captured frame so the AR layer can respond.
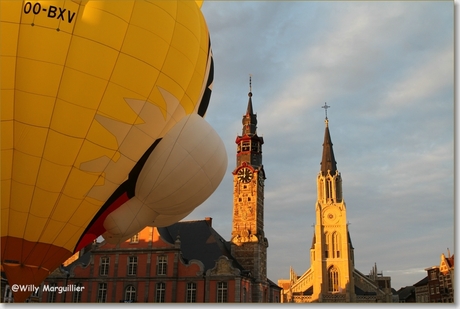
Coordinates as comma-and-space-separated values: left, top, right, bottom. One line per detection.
100, 257, 109, 276
324, 232, 329, 258
217, 282, 228, 303
336, 178, 342, 202
242, 141, 250, 152
328, 266, 339, 292
156, 282, 166, 303
186, 282, 197, 303
125, 285, 136, 302
319, 178, 324, 200
326, 177, 333, 200
97, 283, 107, 303
127, 256, 137, 275
157, 255, 167, 275
332, 232, 341, 258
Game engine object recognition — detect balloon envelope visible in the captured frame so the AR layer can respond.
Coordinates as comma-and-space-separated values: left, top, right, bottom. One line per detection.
1, 0, 218, 302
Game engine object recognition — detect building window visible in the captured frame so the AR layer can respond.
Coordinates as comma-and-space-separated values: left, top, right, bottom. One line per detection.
100, 257, 109, 276
332, 232, 341, 258
157, 255, 167, 275
128, 256, 138, 275
47, 283, 57, 303
430, 271, 437, 280
156, 282, 166, 303
130, 233, 139, 243
186, 282, 197, 303
98, 283, 107, 303
326, 177, 333, 200
72, 283, 83, 303
430, 287, 434, 295
328, 266, 339, 292
4, 285, 13, 303
125, 285, 136, 302
242, 287, 247, 302
436, 286, 439, 294
217, 282, 228, 303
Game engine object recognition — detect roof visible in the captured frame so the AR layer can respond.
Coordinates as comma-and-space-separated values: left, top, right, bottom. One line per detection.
355, 285, 377, 296
413, 276, 429, 287
397, 286, 415, 300
158, 219, 245, 272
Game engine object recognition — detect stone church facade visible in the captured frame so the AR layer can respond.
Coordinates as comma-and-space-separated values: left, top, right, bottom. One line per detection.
278, 112, 392, 303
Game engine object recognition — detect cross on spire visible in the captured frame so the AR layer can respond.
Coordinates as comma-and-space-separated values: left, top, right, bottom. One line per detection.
322, 102, 330, 120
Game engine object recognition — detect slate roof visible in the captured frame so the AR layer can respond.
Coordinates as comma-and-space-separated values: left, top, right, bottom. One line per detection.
397, 286, 415, 301
413, 276, 428, 287
320, 121, 337, 176
355, 285, 377, 296
158, 219, 246, 273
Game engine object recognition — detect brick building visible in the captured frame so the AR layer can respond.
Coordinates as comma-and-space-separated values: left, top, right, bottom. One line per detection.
37, 219, 280, 303
424, 251, 454, 303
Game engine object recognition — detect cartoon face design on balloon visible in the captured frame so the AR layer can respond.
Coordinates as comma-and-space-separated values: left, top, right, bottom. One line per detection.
1, 0, 226, 302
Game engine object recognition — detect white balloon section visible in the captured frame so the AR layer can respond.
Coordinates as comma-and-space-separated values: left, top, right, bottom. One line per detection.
102, 114, 228, 243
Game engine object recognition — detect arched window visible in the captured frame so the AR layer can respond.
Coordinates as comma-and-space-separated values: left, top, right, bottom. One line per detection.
319, 178, 324, 200
332, 232, 341, 258
328, 266, 339, 292
336, 177, 342, 202
125, 285, 136, 302
326, 177, 333, 200
324, 232, 330, 258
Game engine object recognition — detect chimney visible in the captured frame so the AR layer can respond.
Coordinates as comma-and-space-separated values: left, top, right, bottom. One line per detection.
205, 217, 212, 227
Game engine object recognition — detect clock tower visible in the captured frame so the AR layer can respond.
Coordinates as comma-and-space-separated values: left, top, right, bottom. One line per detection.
231, 78, 269, 302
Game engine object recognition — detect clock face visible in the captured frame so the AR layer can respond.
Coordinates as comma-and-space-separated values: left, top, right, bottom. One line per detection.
237, 167, 253, 183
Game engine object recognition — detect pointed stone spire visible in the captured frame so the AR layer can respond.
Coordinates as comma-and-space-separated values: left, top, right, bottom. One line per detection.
320, 104, 337, 176
242, 75, 257, 135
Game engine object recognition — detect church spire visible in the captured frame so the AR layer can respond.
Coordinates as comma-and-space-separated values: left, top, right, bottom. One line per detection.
320, 103, 337, 176
242, 75, 257, 136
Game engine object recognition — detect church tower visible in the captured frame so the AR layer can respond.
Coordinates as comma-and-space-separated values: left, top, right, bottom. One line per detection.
231, 77, 269, 302
278, 104, 391, 303
310, 105, 356, 302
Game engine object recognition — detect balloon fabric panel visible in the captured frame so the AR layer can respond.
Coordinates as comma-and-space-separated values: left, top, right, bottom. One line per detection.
1, 0, 223, 302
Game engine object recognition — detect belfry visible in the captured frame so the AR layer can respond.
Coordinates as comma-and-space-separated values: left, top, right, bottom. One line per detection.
231, 76, 269, 302
278, 105, 392, 303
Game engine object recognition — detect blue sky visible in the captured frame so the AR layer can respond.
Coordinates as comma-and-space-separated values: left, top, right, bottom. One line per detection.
183, 1, 455, 290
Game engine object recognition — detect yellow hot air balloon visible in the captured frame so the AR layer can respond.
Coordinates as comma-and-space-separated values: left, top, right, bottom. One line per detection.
0, 0, 226, 302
